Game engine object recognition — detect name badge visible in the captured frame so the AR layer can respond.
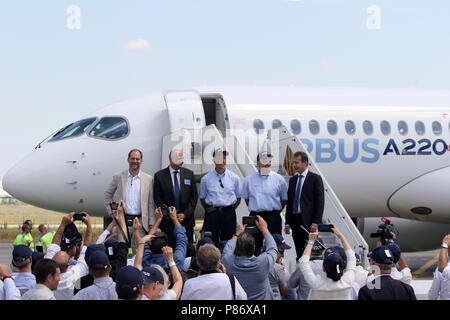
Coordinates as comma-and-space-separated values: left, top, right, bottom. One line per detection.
184, 179, 191, 185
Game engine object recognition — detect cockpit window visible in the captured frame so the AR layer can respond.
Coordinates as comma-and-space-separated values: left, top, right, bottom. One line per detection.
88, 117, 129, 140
48, 118, 97, 142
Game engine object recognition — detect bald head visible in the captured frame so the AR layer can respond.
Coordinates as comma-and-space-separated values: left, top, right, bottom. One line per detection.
169, 149, 184, 169
53, 251, 71, 273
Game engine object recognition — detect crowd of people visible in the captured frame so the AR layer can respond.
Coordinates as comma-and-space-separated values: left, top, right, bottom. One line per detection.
0, 147, 449, 300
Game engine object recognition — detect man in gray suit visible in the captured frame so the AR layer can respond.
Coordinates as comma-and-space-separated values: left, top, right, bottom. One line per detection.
104, 149, 156, 253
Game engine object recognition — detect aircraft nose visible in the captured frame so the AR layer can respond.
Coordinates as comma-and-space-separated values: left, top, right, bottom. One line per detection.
2, 156, 35, 202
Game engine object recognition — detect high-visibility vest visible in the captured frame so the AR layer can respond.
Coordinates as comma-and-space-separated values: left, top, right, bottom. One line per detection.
38, 231, 55, 253
13, 232, 35, 252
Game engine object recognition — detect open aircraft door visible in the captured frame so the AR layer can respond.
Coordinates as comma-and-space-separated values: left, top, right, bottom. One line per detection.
163, 90, 206, 132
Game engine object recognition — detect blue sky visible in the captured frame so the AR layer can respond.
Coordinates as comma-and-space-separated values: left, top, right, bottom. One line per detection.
0, 0, 449, 179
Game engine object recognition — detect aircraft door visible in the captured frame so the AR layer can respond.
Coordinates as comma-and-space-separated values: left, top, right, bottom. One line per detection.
163, 90, 206, 132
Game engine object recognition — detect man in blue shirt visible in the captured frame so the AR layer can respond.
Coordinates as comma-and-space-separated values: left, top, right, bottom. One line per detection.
72, 250, 118, 300
200, 147, 242, 246
241, 151, 288, 255
141, 206, 187, 272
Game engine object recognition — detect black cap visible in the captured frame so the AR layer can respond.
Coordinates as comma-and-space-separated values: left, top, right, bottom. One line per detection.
87, 251, 110, 270
272, 234, 291, 250
60, 223, 82, 250
12, 245, 32, 268
142, 266, 164, 285
368, 246, 394, 265
323, 252, 345, 277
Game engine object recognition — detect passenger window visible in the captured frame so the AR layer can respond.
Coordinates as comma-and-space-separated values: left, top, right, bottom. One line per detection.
88, 117, 129, 140
345, 120, 356, 135
363, 120, 373, 135
398, 121, 408, 135
309, 120, 320, 135
415, 121, 425, 135
290, 120, 301, 135
327, 120, 337, 135
432, 121, 442, 135
380, 121, 391, 135
48, 118, 97, 142
272, 119, 282, 129
253, 119, 265, 134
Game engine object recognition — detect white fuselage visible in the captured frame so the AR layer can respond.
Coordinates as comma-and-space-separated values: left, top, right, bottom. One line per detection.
3, 87, 450, 228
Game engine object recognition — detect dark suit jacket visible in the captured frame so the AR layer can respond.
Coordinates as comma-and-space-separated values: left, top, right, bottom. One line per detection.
286, 171, 324, 229
358, 275, 417, 300
153, 166, 198, 228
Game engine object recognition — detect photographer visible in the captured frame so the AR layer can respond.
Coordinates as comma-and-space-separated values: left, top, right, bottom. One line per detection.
221, 215, 278, 300
141, 206, 188, 272
181, 243, 247, 300
45, 211, 91, 299
289, 239, 326, 300
428, 234, 450, 300
385, 236, 412, 285
358, 245, 416, 300
299, 224, 356, 300
45, 211, 92, 261
76, 201, 129, 293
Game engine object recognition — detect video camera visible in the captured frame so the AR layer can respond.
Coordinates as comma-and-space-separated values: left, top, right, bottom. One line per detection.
370, 217, 399, 245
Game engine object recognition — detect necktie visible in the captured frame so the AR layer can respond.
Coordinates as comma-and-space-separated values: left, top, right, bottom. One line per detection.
173, 171, 181, 211
293, 174, 303, 213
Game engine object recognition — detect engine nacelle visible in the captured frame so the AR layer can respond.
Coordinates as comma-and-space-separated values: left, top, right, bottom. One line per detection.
356, 217, 449, 252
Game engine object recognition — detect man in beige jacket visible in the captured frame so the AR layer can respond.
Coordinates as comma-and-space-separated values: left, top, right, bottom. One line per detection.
104, 149, 155, 253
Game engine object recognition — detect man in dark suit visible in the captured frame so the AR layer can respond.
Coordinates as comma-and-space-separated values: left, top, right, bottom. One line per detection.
285, 151, 324, 259
358, 246, 416, 300
153, 149, 198, 247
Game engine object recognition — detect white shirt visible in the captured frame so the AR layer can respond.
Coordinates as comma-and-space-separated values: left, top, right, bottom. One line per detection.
180, 273, 247, 300
142, 289, 177, 300
22, 284, 55, 300
354, 265, 369, 288
54, 246, 88, 300
126, 171, 142, 215
391, 266, 412, 285
428, 266, 450, 300
299, 249, 356, 300
169, 166, 181, 194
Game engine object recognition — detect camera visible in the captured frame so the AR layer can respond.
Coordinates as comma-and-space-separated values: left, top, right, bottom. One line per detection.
318, 224, 333, 232
160, 204, 170, 219
110, 202, 119, 211
370, 217, 398, 244
203, 231, 212, 239
242, 216, 258, 227
152, 235, 168, 248
125, 216, 135, 227
73, 213, 86, 221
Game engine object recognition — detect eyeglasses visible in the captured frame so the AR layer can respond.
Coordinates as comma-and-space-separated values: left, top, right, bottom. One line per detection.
219, 179, 224, 188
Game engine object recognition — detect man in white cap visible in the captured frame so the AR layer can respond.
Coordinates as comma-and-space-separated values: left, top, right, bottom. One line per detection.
241, 151, 288, 255
199, 147, 242, 246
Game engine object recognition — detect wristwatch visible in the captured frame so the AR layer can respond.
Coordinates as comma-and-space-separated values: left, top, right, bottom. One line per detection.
442, 243, 449, 249
308, 241, 314, 245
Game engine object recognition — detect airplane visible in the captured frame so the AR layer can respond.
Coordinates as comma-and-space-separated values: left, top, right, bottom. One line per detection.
3, 86, 450, 253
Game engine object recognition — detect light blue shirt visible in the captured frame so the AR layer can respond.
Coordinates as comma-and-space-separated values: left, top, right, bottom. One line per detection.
241, 171, 288, 212
72, 277, 118, 300
12, 272, 36, 296
199, 169, 242, 207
